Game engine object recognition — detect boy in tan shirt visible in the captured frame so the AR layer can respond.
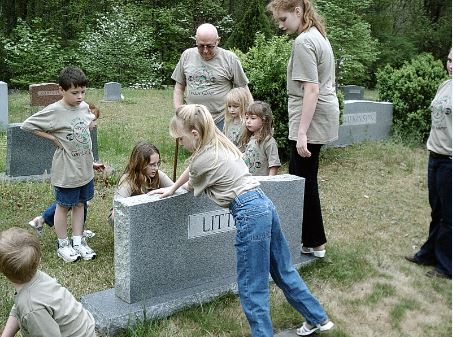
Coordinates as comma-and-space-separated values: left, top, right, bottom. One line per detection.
0, 227, 96, 337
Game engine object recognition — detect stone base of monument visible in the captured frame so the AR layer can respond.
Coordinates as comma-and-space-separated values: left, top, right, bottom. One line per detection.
81, 174, 313, 335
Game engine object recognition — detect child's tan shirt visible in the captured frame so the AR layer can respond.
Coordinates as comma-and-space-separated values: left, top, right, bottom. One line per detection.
10, 270, 96, 337
21, 100, 95, 188
189, 142, 260, 207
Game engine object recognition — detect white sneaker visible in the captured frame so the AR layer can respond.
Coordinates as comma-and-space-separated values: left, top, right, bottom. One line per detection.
28, 216, 45, 236
82, 229, 95, 239
57, 239, 81, 263
73, 237, 96, 260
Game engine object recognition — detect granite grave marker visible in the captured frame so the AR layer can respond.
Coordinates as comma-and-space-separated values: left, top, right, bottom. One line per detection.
82, 174, 311, 335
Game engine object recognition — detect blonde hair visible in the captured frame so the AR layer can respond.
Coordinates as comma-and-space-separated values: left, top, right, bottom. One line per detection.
238, 101, 274, 147
0, 227, 40, 284
119, 141, 162, 195
170, 104, 242, 162
267, 0, 326, 37
224, 87, 253, 134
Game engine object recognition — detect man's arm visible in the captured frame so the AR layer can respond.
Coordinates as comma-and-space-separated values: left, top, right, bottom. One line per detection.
173, 82, 186, 110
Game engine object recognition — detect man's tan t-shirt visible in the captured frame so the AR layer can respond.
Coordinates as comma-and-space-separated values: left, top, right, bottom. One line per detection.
172, 47, 249, 122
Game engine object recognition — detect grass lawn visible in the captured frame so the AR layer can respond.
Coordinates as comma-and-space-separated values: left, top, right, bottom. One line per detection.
0, 88, 451, 337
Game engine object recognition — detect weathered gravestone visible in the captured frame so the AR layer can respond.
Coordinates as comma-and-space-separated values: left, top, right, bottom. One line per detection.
29, 83, 61, 107
341, 85, 365, 100
6, 123, 99, 178
0, 82, 7, 130
328, 100, 393, 147
82, 174, 311, 335
103, 82, 124, 102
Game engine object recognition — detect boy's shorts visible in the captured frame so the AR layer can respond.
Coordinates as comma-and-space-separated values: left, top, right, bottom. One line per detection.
54, 179, 94, 208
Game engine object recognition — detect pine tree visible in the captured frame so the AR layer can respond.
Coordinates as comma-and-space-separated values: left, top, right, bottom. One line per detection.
226, 0, 273, 53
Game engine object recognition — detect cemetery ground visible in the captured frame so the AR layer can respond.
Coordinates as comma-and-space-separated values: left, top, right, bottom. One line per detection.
0, 88, 450, 337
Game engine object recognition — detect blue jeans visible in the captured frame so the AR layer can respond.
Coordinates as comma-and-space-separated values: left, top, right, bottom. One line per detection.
42, 202, 87, 227
229, 188, 328, 337
415, 153, 452, 276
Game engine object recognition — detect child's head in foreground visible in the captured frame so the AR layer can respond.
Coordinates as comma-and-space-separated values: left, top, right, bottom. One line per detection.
0, 227, 40, 284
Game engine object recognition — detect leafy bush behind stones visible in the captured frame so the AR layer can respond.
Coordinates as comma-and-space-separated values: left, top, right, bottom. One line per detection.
377, 53, 448, 143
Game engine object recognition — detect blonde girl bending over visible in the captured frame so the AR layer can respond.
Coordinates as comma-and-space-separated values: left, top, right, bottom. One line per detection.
223, 87, 253, 145
238, 101, 281, 176
150, 104, 334, 337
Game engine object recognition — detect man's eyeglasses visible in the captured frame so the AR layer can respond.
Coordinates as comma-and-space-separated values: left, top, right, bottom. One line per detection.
196, 44, 216, 50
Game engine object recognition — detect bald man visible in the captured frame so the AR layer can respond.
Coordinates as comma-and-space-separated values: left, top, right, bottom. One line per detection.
171, 23, 252, 129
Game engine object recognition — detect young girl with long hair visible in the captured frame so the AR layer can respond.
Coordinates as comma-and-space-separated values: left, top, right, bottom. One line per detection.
223, 87, 253, 145
238, 101, 281, 176
150, 104, 334, 337
267, 0, 340, 258
109, 141, 173, 223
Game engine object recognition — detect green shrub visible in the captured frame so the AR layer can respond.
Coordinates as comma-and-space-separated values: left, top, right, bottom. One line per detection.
377, 53, 448, 143
78, 6, 163, 88
236, 33, 292, 159
2, 19, 66, 89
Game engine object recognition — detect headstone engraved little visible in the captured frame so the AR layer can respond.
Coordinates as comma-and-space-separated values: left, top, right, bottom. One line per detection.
328, 100, 393, 147
0, 82, 7, 130
29, 83, 61, 107
81, 174, 311, 335
6, 123, 99, 178
341, 85, 365, 100
103, 82, 124, 102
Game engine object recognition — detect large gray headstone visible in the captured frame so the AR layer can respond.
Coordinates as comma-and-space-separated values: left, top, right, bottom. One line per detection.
103, 82, 124, 102
82, 174, 311, 335
328, 100, 393, 147
6, 123, 99, 178
0, 82, 7, 130
341, 85, 365, 100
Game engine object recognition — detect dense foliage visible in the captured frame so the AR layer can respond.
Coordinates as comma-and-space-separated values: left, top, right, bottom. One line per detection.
237, 34, 292, 157
377, 53, 448, 143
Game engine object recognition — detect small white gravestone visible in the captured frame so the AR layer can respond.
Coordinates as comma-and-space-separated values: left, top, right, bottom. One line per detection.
103, 82, 124, 102
0, 82, 7, 130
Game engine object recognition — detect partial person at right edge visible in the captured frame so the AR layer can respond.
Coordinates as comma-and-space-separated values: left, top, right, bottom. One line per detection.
171, 23, 252, 130
405, 48, 452, 280
267, 0, 339, 258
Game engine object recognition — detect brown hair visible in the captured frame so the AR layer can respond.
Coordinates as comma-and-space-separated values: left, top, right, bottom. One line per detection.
119, 141, 161, 195
0, 228, 41, 284
267, 0, 326, 37
88, 102, 100, 120
238, 101, 274, 147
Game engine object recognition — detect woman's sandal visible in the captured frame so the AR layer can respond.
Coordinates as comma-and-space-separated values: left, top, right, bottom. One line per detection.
296, 321, 334, 336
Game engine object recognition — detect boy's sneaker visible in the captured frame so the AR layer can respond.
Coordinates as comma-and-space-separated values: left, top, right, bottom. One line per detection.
28, 216, 45, 236
73, 237, 96, 260
57, 239, 81, 263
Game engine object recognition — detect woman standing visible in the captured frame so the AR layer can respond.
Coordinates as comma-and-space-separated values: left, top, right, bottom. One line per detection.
267, 0, 339, 258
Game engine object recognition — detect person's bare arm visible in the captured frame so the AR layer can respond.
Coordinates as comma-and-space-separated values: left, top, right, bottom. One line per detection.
1, 315, 20, 337
173, 82, 186, 110
296, 82, 319, 158
269, 166, 279, 176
